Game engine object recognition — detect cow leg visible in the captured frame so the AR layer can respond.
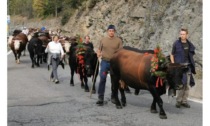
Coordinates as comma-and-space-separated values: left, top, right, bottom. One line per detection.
124, 86, 131, 94
36, 55, 40, 67
43, 53, 47, 63
70, 65, 75, 86
16, 52, 21, 64
12, 51, 18, 63
29, 52, 35, 68
23, 44, 27, 56
40, 54, 43, 64
150, 99, 158, 113
84, 76, 89, 92
79, 74, 85, 89
110, 74, 122, 109
134, 89, 140, 95
119, 87, 126, 107
23, 48, 26, 56
149, 88, 167, 119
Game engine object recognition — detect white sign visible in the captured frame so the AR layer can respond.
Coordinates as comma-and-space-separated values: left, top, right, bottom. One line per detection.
7, 15, 10, 24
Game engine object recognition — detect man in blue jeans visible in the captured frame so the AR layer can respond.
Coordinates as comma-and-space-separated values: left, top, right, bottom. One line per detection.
96, 25, 122, 106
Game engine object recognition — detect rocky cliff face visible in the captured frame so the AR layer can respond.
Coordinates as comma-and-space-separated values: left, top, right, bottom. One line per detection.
10, 0, 202, 79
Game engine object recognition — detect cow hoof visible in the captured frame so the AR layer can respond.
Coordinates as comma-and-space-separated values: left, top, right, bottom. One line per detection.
31, 65, 34, 68
111, 98, 116, 104
159, 114, 167, 119
70, 83, 74, 86
134, 89, 140, 95
121, 102, 127, 107
116, 105, 122, 109
121, 101, 127, 107
150, 109, 158, 113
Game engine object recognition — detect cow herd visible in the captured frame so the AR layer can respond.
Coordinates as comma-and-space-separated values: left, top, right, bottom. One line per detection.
8, 28, 188, 119
8, 28, 99, 93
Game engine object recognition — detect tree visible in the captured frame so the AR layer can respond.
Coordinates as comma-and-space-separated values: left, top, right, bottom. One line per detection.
32, 0, 46, 17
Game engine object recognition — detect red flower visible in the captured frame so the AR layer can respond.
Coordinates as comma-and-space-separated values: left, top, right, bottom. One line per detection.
80, 38, 83, 42
154, 48, 159, 54
155, 64, 158, 69
151, 69, 156, 72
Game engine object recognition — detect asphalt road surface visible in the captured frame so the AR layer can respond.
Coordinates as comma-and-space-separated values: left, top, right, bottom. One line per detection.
8, 51, 202, 126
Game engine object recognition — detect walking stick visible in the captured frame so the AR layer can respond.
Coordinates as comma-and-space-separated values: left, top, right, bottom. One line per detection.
89, 59, 99, 98
89, 44, 103, 98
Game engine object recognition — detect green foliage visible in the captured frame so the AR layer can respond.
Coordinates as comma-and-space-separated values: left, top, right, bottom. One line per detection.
8, 0, 33, 17
61, 11, 71, 26
32, 0, 45, 17
8, 0, 96, 20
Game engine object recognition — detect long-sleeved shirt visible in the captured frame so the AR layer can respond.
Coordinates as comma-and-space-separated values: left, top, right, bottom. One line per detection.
45, 41, 64, 56
99, 36, 122, 61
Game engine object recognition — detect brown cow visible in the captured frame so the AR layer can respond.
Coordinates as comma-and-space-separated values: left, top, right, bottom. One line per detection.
9, 33, 28, 64
110, 47, 188, 119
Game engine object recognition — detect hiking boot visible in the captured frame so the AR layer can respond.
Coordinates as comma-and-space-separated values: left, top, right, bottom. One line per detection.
55, 79, 59, 84
176, 102, 181, 108
181, 102, 190, 108
50, 77, 55, 82
96, 100, 104, 106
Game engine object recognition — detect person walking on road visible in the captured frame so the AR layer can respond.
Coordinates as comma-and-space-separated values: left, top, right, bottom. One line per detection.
96, 25, 123, 106
170, 28, 196, 108
45, 35, 64, 84
83, 35, 94, 50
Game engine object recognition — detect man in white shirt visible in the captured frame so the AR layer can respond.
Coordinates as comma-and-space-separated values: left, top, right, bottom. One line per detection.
45, 36, 64, 84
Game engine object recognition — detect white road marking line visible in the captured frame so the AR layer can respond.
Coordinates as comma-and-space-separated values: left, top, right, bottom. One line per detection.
189, 98, 203, 104
7, 50, 12, 55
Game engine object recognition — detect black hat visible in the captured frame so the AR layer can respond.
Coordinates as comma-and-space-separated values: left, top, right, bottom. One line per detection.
107, 25, 116, 30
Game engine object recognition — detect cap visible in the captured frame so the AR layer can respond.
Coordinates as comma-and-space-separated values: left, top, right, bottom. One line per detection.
107, 25, 116, 31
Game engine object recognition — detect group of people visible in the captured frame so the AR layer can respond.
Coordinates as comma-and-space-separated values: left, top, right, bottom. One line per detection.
44, 24, 196, 108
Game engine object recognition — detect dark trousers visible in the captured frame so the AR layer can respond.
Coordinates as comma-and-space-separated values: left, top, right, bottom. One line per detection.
98, 60, 110, 100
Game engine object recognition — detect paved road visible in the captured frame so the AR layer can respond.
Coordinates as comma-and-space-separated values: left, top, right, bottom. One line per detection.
8, 51, 202, 126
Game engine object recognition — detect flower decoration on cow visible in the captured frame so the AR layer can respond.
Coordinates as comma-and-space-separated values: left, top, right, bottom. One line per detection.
75, 34, 86, 55
150, 45, 167, 87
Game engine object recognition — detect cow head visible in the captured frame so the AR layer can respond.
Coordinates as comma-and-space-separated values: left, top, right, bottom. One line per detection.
165, 63, 189, 90
14, 40, 22, 50
84, 47, 96, 77
8, 36, 14, 46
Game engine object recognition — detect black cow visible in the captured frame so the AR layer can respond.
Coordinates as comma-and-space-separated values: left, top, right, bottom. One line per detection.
35, 32, 51, 64
27, 36, 43, 68
68, 43, 99, 93
110, 47, 187, 119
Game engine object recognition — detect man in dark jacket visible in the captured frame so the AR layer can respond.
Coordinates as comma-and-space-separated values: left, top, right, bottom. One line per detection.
170, 28, 196, 108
